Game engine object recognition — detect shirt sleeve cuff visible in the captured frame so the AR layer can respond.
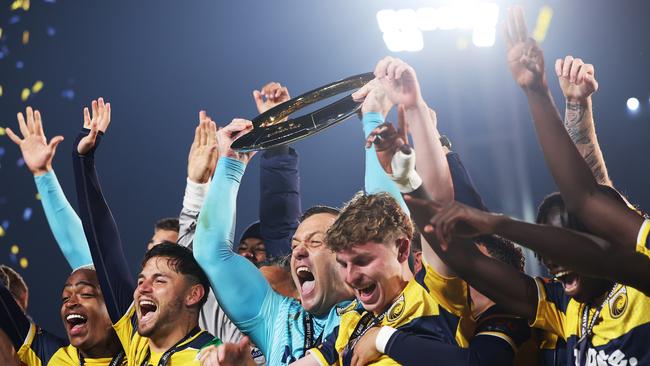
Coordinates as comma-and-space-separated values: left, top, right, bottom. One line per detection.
183, 177, 211, 212
375, 325, 398, 354
362, 112, 385, 137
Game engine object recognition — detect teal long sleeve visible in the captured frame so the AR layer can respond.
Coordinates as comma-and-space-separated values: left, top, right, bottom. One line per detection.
193, 157, 272, 326
34, 170, 93, 270
362, 112, 409, 214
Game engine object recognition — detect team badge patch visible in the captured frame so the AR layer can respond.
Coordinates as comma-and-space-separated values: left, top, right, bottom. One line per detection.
609, 286, 628, 319
387, 295, 405, 323
337, 300, 357, 316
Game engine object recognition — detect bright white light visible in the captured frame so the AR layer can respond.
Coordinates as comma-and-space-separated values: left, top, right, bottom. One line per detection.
416, 7, 437, 31
472, 26, 496, 47
377, 2, 500, 52
627, 98, 640, 111
377, 9, 423, 52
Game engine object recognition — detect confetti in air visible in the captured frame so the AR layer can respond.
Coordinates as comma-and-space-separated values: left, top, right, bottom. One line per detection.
10, 245, 19, 255
21, 88, 30, 101
19, 258, 28, 268
17, 157, 25, 166
22, 30, 29, 44
22, 207, 32, 221
0, 226, 4, 237
1, 220, 9, 230
0, 128, 5, 136
32, 80, 43, 93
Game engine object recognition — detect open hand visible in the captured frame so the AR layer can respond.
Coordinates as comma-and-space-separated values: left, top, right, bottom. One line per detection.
77, 97, 111, 155
374, 57, 423, 109
6, 107, 63, 175
198, 337, 256, 366
188, 111, 219, 183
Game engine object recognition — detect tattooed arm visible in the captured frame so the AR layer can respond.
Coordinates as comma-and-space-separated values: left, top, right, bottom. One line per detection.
556, 56, 612, 186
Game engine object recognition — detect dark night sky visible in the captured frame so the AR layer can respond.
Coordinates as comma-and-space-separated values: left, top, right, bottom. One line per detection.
1, 0, 649, 336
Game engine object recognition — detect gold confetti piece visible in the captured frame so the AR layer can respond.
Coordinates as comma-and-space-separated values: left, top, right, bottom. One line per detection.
19, 258, 28, 268
0, 226, 4, 237
32, 81, 43, 93
21, 88, 30, 101
35, 192, 41, 200
22, 30, 29, 45
0, 28, 3, 39
22, 0, 30, 11
11, 0, 22, 11
533, 6, 553, 43
0, 127, 5, 136
0, 85, 3, 97
10, 245, 19, 255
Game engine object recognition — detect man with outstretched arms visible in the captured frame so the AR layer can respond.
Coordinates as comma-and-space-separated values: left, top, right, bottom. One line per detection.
70, 98, 216, 364
3, 105, 125, 365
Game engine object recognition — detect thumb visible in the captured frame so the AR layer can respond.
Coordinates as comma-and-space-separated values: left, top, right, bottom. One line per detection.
584, 73, 598, 91
253, 90, 265, 111
48, 135, 64, 153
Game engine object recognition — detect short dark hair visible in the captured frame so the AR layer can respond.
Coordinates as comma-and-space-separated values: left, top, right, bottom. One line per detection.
154, 218, 179, 233
410, 226, 422, 252
0, 265, 28, 305
300, 205, 340, 222
326, 192, 413, 252
476, 235, 525, 272
141, 243, 210, 307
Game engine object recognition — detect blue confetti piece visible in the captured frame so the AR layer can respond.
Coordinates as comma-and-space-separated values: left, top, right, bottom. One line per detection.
44, 0, 56, 3
9, 253, 17, 264
0, 52, 4, 60
9, 15, 20, 25
0, 147, 5, 157
1, 220, 8, 229
22, 207, 32, 221
61, 89, 75, 100
17, 158, 25, 167
16, 61, 24, 69
46, 27, 56, 36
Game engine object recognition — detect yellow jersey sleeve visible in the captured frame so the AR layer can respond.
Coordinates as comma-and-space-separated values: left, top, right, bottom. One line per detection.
530, 277, 569, 340
415, 261, 469, 317
635, 219, 650, 258
112, 302, 136, 356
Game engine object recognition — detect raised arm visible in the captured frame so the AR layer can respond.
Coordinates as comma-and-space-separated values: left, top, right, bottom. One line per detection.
374, 57, 454, 203
193, 119, 277, 351
504, 7, 643, 248
72, 98, 134, 323
178, 111, 219, 248
0, 283, 31, 353
426, 199, 650, 295
351, 78, 408, 213
404, 197, 539, 320
255, 82, 301, 258
6, 108, 92, 270
556, 56, 611, 186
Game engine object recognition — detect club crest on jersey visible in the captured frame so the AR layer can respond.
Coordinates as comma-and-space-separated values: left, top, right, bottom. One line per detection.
608, 286, 627, 319
336, 300, 357, 316
387, 295, 405, 323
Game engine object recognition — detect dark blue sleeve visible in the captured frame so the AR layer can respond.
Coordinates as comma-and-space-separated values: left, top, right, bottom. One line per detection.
385, 329, 514, 366
0, 283, 30, 349
447, 152, 489, 211
72, 130, 135, 323
259, 146, 301, 258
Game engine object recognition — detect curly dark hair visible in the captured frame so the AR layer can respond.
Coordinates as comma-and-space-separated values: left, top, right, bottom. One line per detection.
326, 192, 413, 252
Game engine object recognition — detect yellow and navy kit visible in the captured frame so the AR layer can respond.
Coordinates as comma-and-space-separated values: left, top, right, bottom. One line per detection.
0, 282, 125, 366
414, 261, 470, 346
636, 219, 650, 258
17, 324, 126, 366
310, 275, 460, 366
532, 277, 650, 365
114, 303, 213, 365
417, 260, 552, 365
